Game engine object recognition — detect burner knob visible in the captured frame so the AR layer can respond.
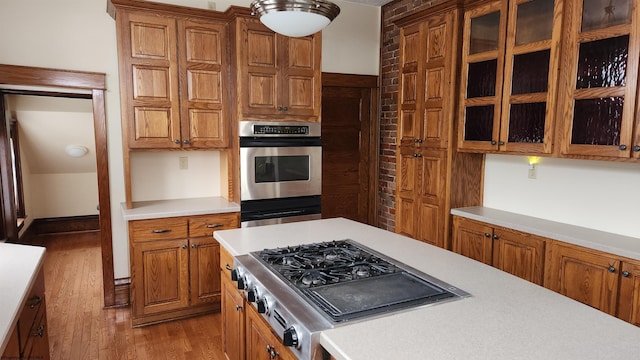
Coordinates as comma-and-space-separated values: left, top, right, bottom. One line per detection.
230, 268, 238, 281
247, 287, 257, 302
257, 298, 269, 314
283, 327, 299, 348
237, 276, 247, 290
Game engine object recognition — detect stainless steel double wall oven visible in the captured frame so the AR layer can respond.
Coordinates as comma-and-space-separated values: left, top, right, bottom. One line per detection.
239, 121, 322, 227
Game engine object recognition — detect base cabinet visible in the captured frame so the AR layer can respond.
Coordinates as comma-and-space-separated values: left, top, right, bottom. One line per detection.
452, 216, 546, 285
245, 304, 296, 360
2, 267, 50, 360
129, 212, 239, 326
221, 275, 245, 360
545, 241, 640, 323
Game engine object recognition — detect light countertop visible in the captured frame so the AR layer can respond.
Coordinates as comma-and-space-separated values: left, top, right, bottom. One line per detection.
452, 206, 640, 261
214, 218, 640, 360
121, 196, 240, 221
0, 243, 46, 355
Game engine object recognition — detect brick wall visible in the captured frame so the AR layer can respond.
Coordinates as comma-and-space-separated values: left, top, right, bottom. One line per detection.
378, 0, 449, 231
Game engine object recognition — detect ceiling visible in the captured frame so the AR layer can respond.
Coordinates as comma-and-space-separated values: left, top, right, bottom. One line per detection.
7, 95, 97, 175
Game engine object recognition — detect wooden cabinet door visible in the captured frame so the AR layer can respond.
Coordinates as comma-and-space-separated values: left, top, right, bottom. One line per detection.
398, 22, 422, 147
189, 237, 221, 306
116, 11, 181, 149
281, 35, 321, 118
493, 227, 546, 285
452, 217, 493, 265
131, 239, 190, 318
545, 243, 620, 315
617, 261, 640, 326
178, 19, 228, 148
415, 148, 447, 247
395, 146, 420, 239
245, 304, 296, 360
222, 276, 245, 360
557, 0, 640, 158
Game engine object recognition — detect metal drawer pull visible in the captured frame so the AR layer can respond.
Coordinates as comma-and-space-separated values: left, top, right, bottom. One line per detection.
33, 325, 44, 337
152, 229, 171, 233
226, 264, 233, 271
206, 224, 224, 229
235, 305, 242, 311
29, 295, 43, 308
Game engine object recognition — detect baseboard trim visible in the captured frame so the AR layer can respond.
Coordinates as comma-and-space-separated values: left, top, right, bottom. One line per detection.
32, 215, 100, 235
111, 278, 131, 308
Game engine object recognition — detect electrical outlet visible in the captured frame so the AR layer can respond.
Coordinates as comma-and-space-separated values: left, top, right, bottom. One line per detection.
179, 156, 188, 170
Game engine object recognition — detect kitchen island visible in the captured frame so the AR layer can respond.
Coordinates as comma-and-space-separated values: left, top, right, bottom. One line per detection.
215, 218, 640, 360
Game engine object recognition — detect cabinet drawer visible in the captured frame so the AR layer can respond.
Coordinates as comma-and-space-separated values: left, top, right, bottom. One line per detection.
18, 269, 45, 351
130, 217, 188, 242
220, 246, 235, 275
189, 213, 239, 238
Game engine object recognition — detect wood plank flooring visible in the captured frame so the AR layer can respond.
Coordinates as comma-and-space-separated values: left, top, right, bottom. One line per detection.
40, 231, 226, 360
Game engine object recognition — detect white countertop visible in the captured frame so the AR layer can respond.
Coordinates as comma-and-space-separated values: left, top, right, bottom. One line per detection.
452, 206, 640, 261
121, 196, 240, 221
214, 218, 640, 360
0, 243, 46, 354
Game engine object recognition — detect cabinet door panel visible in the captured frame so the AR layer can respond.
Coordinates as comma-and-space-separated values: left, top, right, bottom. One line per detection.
245, 304, 297, 360
452, 217, 493, 265
546, 243, 619, 315
617, 261, 640, 326
398, 23, 421, 146
493, 228, 546, 285
131, 239, 190, 316
281, 36, 320, 117
222, 277, 245, 360
190, 238, 221, 306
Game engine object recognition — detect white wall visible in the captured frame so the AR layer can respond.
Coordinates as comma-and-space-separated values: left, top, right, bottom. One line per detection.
484, 155, 640, 239
29, 173, 100, 218
0, 0, 381, 279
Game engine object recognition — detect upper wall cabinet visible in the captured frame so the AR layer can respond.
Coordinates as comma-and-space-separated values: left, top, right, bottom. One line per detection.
233, 17, 321, 122
114, 9, 229, 149
458, 0, 562, 154
557, 0, 640, 159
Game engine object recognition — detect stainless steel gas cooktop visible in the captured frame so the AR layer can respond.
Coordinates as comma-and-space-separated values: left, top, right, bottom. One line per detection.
230, 239, 470, 360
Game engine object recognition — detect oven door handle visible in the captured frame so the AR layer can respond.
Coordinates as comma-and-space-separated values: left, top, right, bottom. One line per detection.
252, 210, 305, 219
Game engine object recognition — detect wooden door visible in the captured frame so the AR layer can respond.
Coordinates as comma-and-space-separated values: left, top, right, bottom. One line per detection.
493, 227, 546, 285
281, 35, 321, 118
395, 146, 420, 237
321, 83, 374, 223
189, 237, 221, 306
415, 148, 447, 247
545, 243, 620, 315
452, 216, 493, 265
617, 261, 640, 326
117, 11, 181, 149
397, 22, 422, 147
245, 304, 296, 360
131, 239, 190, 318
178, 19, 228, 148
221, 276, 245, 360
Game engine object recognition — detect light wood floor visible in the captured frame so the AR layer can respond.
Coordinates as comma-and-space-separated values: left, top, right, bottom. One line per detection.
40, 231, 226, 360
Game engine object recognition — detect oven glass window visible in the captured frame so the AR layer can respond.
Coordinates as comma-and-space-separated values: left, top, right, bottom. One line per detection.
255, 156, 310, 183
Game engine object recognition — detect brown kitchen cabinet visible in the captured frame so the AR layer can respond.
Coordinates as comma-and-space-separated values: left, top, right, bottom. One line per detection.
457, 0, 562, 154
395, 1, 486, 250
221, 275, 245, 360
232, 16, 321, 122
245, 302, 297, 360
452, 216, 546, 285
129, 212, 239, 326
556, 0, 640, 159
113, 4, 229, 149
2, 267, 50, 360
395, 147, 448, 248
545, 241, 640, 323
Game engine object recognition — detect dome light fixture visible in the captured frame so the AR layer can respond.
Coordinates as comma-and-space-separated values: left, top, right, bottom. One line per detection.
65, 145, 89, 158
250, 0, 341, 38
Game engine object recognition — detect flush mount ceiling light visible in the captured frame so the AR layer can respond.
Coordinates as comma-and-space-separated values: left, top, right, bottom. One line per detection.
65, 145, 89, 158
250, 0, 341, 38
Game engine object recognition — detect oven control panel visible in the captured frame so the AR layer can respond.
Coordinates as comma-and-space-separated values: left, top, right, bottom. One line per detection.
254, 124, 309, 135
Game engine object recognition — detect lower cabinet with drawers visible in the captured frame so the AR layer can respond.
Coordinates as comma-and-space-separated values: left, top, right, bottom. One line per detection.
2, 267, 50, 360
452, 214, 640, 327
128, 212, 239, 326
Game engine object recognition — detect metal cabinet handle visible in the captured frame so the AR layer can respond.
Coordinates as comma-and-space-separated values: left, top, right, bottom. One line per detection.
498, 141, 505, 146
191, 243, 197, 249
490, 140, 497, 145
633, 145, 640, 152
608, 266, 616, 273
492, 234, 499, 240
29, 295, 43, 309
32, 325, 44, 337
152, 229, 171, 234
206, 224, 224, 229
619, 144, 627, 150
266, 345, 279, 359
183, 139, 190, 145
622, 271, 630, 277
235, 305, 242, 311
225, 264, 233, 271
484, 233, 491, 238
181, 244, 188, 250
174, 139, 180, 144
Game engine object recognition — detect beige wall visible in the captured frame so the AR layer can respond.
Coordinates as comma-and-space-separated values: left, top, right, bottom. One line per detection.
0, 0, 381, 278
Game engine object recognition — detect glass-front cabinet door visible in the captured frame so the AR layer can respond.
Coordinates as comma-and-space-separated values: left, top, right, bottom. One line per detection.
558, 0, 640, 158
458, 0, 561, 154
